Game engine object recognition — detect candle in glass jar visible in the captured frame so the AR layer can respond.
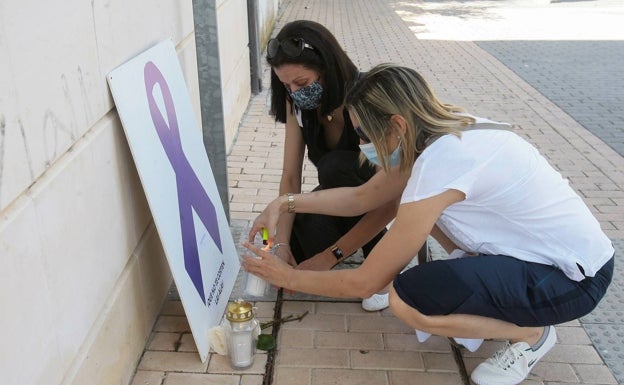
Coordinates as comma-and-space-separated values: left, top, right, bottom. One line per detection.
228, 322, 254, 367
225, 300, 259, 369
244, 271, 268, 296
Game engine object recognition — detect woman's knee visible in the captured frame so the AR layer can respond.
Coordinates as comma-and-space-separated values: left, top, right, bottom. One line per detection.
389, 286, 432, 330
388, 287, 405, 317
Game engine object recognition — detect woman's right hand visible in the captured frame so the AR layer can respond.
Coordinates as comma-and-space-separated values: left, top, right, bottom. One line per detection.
242, 242, 295, 291
248, 195, 286, 244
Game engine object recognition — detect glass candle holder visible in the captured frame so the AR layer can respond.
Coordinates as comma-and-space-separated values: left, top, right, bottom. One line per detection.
244, 270, 268, 297
225, 300, 259, 369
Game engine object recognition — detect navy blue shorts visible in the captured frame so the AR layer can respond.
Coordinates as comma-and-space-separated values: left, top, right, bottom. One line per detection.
393, 254, 614, 327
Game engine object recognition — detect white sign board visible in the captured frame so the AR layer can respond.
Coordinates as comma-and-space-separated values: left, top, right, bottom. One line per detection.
107, 39, 240, 362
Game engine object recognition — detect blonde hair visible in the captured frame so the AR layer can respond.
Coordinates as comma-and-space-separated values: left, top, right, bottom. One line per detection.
346, 63, 475, 173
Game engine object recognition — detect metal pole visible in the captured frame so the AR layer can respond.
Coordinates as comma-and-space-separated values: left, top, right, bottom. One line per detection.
192, 0, 230, 219
247, 0, 262, 95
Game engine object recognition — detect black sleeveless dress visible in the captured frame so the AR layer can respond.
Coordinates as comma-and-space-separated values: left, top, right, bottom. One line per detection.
289, 106, 386, 263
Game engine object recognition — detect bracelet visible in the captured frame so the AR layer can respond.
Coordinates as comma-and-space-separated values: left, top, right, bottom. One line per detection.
273, 242, 290, 250
286, 193, 295, 213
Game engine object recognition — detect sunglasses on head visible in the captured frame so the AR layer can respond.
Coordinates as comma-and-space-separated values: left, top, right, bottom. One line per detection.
354, 126, 371, 143
267, 37, 315, 59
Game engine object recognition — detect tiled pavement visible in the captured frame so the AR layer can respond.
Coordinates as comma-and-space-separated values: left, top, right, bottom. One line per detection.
131, 1, 624, 384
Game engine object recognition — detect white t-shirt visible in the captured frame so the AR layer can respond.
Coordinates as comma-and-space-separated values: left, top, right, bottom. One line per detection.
401, 128, 614, 281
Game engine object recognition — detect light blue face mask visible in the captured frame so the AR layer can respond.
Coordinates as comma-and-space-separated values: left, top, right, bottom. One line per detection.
359, 140, 402, 167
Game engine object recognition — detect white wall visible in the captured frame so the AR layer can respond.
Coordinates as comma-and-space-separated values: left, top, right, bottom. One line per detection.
215, 0, 279, 150
257, 0, 280, 47
0, 0, 278, 384
216, 0, 252, 149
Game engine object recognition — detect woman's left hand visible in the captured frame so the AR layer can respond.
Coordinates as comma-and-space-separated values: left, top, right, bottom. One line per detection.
242, 242, 295, 290
295, 249, 336, 271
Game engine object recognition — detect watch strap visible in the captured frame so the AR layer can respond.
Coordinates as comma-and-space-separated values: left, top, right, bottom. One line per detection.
330, 244, 345, 262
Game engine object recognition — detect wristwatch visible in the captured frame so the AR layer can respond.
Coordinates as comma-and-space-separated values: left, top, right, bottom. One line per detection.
330, 244, 344, 261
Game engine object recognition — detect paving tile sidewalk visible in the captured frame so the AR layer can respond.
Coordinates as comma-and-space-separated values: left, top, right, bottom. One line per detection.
131, 1, 624, 384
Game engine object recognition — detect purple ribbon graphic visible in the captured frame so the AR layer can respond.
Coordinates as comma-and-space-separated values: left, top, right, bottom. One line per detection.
144, 61, 222, 304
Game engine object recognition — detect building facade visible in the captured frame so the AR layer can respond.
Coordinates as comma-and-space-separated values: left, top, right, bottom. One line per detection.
0, 1, 279, 384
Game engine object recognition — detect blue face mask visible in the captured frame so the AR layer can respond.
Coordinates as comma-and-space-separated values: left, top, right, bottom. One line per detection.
289, 80, 323, 110
359, 140, 402, 167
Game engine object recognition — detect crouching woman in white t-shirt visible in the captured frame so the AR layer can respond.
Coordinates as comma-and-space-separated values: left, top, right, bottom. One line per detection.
242, 63, 614, 385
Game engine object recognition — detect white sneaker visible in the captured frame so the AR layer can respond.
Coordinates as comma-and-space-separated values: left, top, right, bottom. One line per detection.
471, 326, 557, 385
362, 293, 389, 311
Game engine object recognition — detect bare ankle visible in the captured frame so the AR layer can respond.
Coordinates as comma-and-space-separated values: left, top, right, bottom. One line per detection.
511, 327, 543, 346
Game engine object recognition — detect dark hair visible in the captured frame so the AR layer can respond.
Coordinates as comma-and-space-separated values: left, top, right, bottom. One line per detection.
267, 20, 358, 123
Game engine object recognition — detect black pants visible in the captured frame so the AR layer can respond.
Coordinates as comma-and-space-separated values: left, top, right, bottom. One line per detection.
289, 150, 386, 264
